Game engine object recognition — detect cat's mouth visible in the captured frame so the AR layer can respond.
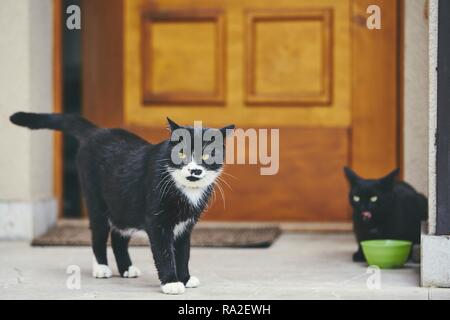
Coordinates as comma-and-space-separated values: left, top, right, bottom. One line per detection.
169, 170, 212, 189
361, 211, 372, 222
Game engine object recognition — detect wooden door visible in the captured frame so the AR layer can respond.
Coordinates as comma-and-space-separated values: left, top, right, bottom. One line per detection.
82, 0, 400, 221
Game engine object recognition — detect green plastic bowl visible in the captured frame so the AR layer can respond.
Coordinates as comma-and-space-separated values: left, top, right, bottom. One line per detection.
360, 240, 412, 269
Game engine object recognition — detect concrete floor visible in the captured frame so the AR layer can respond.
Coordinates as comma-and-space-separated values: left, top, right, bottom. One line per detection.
0, 233, 449, 300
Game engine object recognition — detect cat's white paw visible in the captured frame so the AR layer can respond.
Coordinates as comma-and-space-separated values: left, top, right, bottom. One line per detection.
123, 265, 141, 278
185, 276, 200, 288
92, 263, 112, 278
161, 282, 185, 295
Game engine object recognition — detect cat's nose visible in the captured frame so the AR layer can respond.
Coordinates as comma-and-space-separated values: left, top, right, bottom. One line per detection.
189, 168, 203, 176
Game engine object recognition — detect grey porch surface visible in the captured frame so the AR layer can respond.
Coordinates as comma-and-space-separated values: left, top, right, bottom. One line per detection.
0, 233, 449, 300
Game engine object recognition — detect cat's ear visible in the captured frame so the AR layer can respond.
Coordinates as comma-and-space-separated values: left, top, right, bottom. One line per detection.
167, 117, 181, 132
220, 124, 235, 138
379, 168, 400, 190
343, 167, 361, 185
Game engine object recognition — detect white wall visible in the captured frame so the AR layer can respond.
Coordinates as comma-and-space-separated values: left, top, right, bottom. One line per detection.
403, 0, 429, 196
0, 0, 56, 239
428, 0, 438, 235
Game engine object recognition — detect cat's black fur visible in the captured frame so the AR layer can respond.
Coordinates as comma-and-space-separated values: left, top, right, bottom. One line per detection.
10, 112, 234, 293
343, 167, 427, 262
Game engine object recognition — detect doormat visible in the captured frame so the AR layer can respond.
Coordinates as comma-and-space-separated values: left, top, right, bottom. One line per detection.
32, 220, 281, 248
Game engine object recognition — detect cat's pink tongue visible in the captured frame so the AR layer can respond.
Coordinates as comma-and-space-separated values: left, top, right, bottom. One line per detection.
362, 211, 372, 220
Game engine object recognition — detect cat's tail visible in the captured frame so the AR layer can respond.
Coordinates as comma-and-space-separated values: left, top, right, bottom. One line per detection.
9, 112, 97, 141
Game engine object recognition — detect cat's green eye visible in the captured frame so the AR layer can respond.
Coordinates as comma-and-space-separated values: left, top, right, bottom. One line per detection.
178, 151, 187, 159
353, 196, 360, 202
202, 153, 210, 161
370, 196, 378, 202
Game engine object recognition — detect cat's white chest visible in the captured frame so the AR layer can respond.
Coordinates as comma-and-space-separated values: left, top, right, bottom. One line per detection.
180, 187, 205, 207
173, 219, 193, 239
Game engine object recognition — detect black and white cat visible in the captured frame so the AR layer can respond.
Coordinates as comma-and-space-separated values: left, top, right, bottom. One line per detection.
10, 112, 234, 295
343, 167, 428, 262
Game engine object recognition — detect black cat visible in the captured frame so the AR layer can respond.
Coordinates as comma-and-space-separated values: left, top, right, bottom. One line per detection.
343, 167, 427, 262
10, 112, 234, 295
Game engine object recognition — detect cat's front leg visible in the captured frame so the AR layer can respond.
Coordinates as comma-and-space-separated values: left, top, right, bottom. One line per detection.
352, 246, 366, 262
145, 224, 185, 295
175, 232, 199, 288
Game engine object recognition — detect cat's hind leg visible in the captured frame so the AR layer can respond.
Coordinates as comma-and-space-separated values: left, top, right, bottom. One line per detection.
81, 176, 113, 278
111, 231, 141, 278
90, 216, 112, 278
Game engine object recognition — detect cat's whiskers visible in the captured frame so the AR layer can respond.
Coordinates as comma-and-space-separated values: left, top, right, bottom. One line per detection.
211, 187, 218, 209
157, 168, 177, 200
211, 187, 217, 205
159, 182, 173, 201
213, 180, 226, 209
155, 171, 173, 191
203, 186, 216, 211
221, 171, 238, 180
216, 175, 232, 191
160, 177, 175, 201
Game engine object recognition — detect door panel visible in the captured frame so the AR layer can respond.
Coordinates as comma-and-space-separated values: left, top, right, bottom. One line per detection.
141, 9, 226, 104
246, 9, 332, 105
